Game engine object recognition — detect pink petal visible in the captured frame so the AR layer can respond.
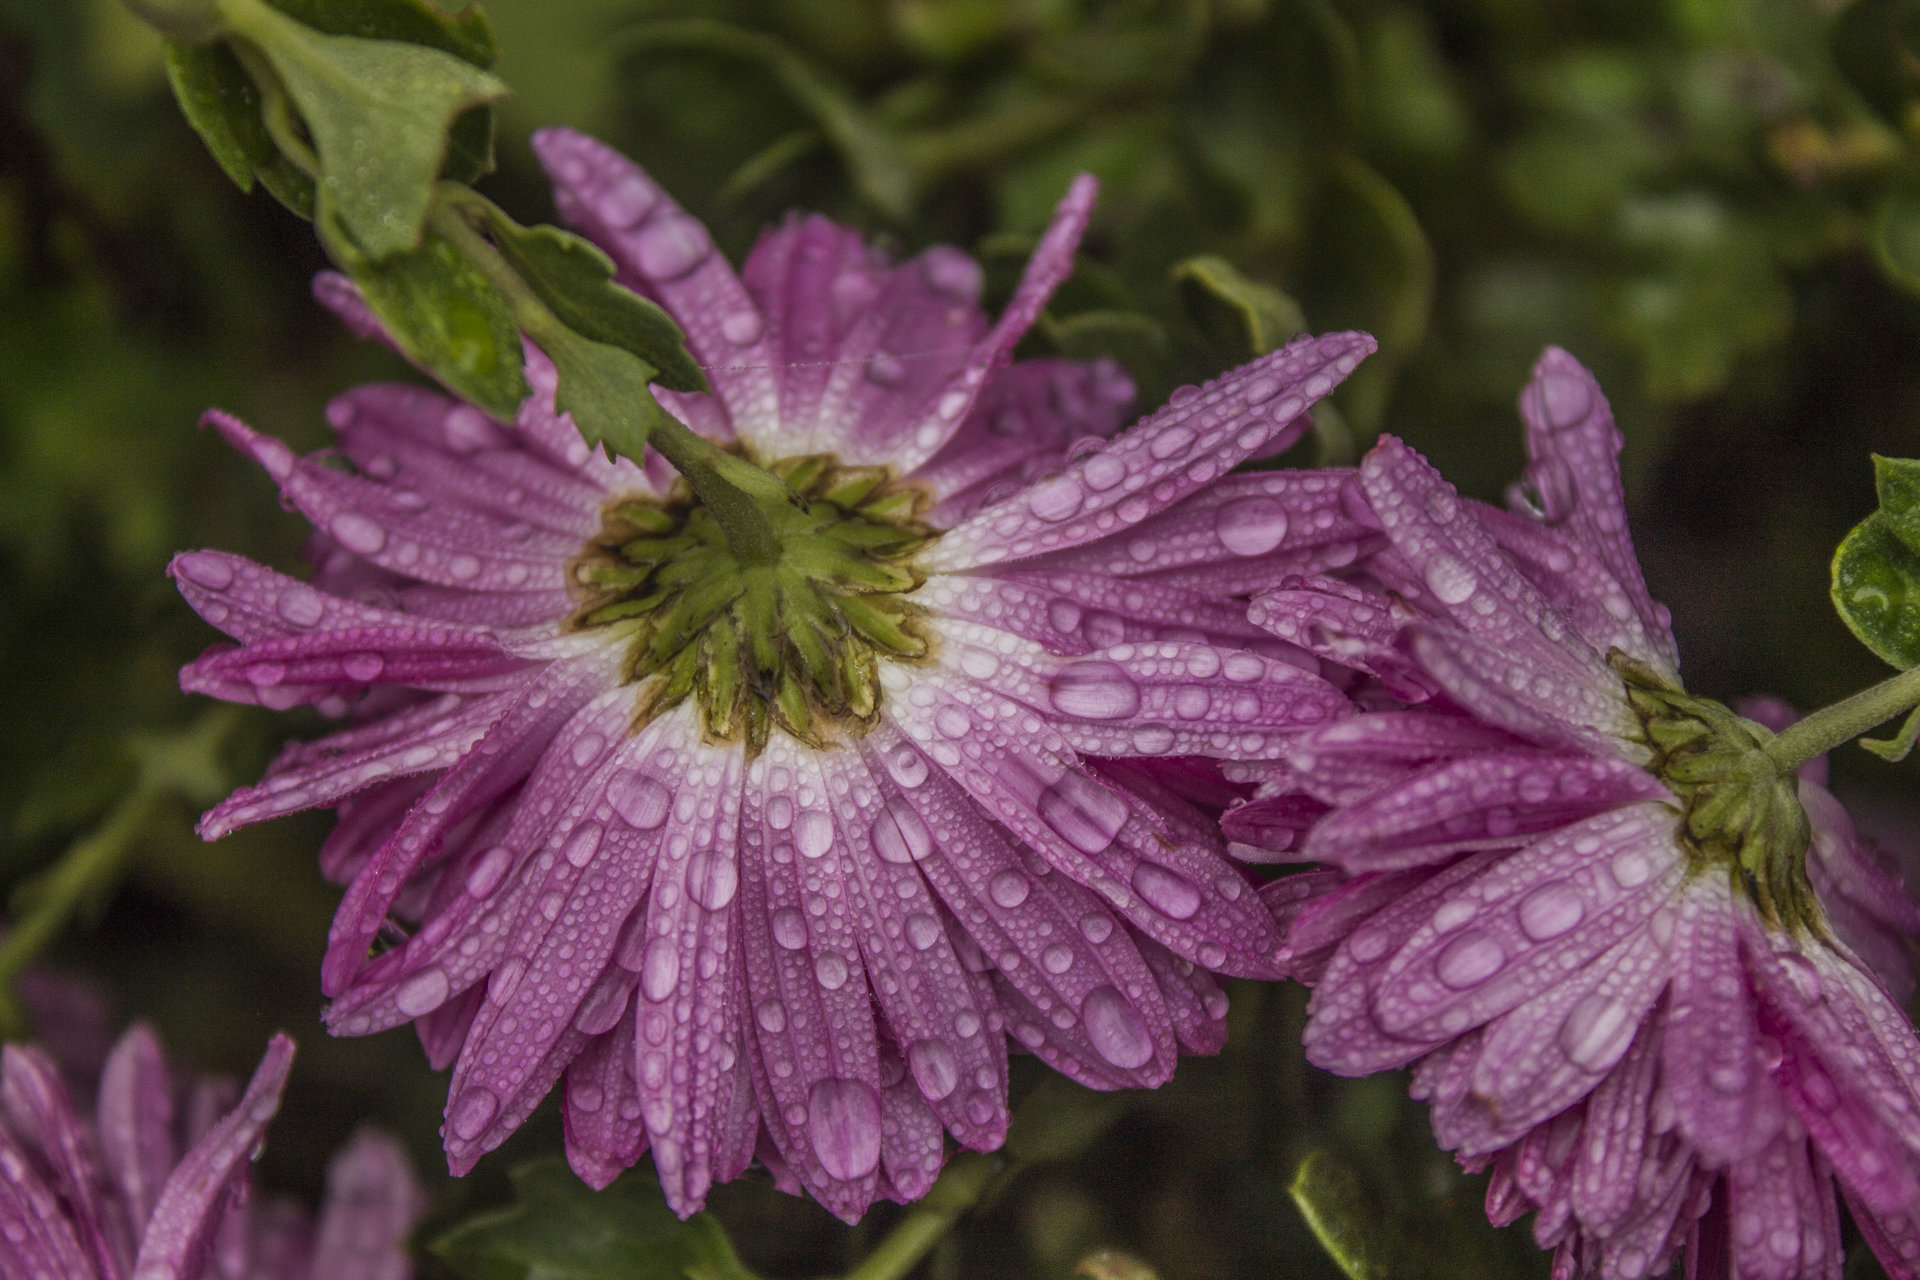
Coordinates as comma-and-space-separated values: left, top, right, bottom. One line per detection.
562, 1003, 649, 1190
0, 1045, 125, 1278
97, 1025, 176, 1242
305, 1129, 426, 1280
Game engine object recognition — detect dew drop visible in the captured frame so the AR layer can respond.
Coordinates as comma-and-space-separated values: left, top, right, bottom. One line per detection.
872, 800, 933, 864
1084, 453, 1127, 492
329, 510, 389, 556
1518, 880, 1585, 941
1047, 598, 1083, 633
562, 822, 603, 867
448, 553, 482, 581
394, 965, 451, 1017
442, 406, 498, 455
599, 171, 657, 226
1149, 426, 1195, 461
1048, 660, 1142, 720
1029, 475, 1085, 523
988, 871, 1031, 909
1537, 369, 1593, 431
634, 213, 712, 280
865, 352, 906, 387
609, 772, 671, 829
772, 908, 808, 950
885, 746, 929, 789
343, 652, 385, 682
574, 974, 631, 1034
756, 998, 787, 1033
1082, 986, 1154, 1069
465, 846, 515, 898
808, 1078, 882, 1179
795, 811, 834, 858
1038, 774, 1128, 855
1609, 848, 1654, 889
1132, 724, 1175, 753
685, 849, 740, 909
1080, 913, 1114, 944
276, 585, 324, 627
720, 310, 763, 345
571, 733, 606, 767
1131, 863, 1200, 920
1559, 993, 1635, 1069
640, 938, 680, 1001
907, 1039, 960, 1100
1435, 930, 1505, 989
176, 552, 234, 589
1423, 554, 1478, 606
449, 1087, 499, 1141
1214, 497, 1290, 556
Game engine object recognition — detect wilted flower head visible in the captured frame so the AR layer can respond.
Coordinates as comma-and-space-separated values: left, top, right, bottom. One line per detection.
1237, 349, 1920, 1278
0, 1024, 422, 1280
170, 129, 1373, 1219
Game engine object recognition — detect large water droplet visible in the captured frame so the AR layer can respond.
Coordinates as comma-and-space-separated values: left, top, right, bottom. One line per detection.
609, 772, 671, 829
1149, 426, 1195, 461
1082, 986, 1154, 1069
1609, 848, 1654, 889
633, 213, 712, 280
1029, 475, 1085, 523
640, 938, 680, 1002
176, 552, 235, 589
449, 1086, 499, 1141
1422, 554, 1478, 606
343, 652, 385, 682
814, 953, 850, 990
686, 849, 739, 910
907, 1039, 960, 1100
720, 309, 763, 345
394, 965, 451, 1017
1083, 453, 1127, 492
1038, 774, 1128, 855
1559, 993, 1635, 1069
988, 871, 1030, 909
330, 510, 388, 556
1517, 880, 1585, 941
276, 585, 324, 627
905, 913, 941, 951
1435, 930, 1505, 989
574, 973, 630, 1034
795, 811, 835, 858
885, 745, 929, 789
772, 908, 808, 950
808, 1078, 882, 1180
1048, 660, 1142, 720
1214, 496, 1290, 556
756, 998, 787, 1033
871, 800, 933, 864
1131, 863, 1200, 920
465, 846, 515, 898
1536, 369, 1593, 431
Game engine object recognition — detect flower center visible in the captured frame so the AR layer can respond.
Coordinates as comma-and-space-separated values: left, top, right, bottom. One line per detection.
1614, 654, 1821, 932
571, 454, 939, 751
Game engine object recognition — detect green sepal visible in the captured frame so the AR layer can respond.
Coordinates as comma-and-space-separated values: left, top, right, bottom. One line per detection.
1862, 703, 1920, 761
1172, 254, 1307, 360
483, 212, 707, 394
223, 0, 509, 259
540, 329, 666, 463
430, 1157, 760, 1280
1833, 508, 1920, 669
164, 40, 316, 216
325, 220, 529, 420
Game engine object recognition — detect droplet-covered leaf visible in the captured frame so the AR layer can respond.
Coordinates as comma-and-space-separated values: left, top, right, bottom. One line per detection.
431, 1158, 758, 1280
1832, 510, 1920, 669
328, 223, 530, 420
485, 213, 706, 393
223, 0, 508, 258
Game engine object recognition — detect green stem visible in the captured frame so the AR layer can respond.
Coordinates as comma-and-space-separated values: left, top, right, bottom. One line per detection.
837, 1153, 1002, 1280
1764, 663, 1920, 773
427, 194, 783, 565
0, 785, 160, 1040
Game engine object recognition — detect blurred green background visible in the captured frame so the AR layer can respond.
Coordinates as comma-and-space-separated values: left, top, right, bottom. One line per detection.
5, 0, 1920, 1275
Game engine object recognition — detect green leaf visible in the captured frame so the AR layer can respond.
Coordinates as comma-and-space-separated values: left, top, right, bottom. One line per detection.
328, 220, 530, 419
1172, 254, 1306, 359
431, 1158, 760, 1280
485, 214, 707, 394
541, 328, 663, 463
224, 0, 509, 258
1288, 1149, 1405, 1280
263, 0, 499, 66
1862, 704, 1920, 761
1832, 511, 1920, 669
163, 40, 316, 216
1875, 454, 1920, 552
1873, 187, 1920, 297
624, 19, 914, 220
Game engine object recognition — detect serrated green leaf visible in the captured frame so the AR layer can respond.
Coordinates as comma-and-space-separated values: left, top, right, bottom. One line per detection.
163, 40, 317, 216
328, 220, 529, 419
1288, 1149, 1404, 1280
1833, 511, 1920, 669
1172, 253, 1306, 360
486, 214, 706, 393
224, 0, 509, 258
624, 19, 913, 220
541, 328, 663, 463
264, 0, 499, 66
431, 1158, 760, 1280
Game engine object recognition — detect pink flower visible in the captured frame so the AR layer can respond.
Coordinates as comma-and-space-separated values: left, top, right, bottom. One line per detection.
171, 129, 1374, 1219
0, 1024, 422, 1280
1239, 349, 1920, 1279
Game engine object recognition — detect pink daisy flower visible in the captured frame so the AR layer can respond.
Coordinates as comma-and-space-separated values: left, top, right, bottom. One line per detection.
0, 1024, 422, 1280
170, 129, 1374, 1219
1237, 349, 1920, 1279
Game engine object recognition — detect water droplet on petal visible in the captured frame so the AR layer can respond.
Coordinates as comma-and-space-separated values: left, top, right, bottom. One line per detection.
1537, 370, 1593, 430
609, 772, 671, 829
1039, 774, 1128, 854
905, 913, 941, 951
795, 811, 834, 858
1029, 475, 1085, 522
1609, 848, 1654, 888
1049, 661, 1142, 720
1149, 426, 1195, 460
872, 800, 933, 864
449, 1087, 499, 1141
448, 553, 482, 581
634, 213, 712, 280
574, 973, 631, 1034
343, 652, 385, 682
686, 849, 739, 909
1559, 993, 1635, 1069
329, 510, 388, 556
465, 846, 514, 898
1080, 913, 1114, 944
1214, 497, 1290, 556
1131, 863, 1200, 920
907, 1039, 960, 1100
1082, 986, 1154, 1069
276, 585, 324, 627
1084, 453, 1127, 491
176, 552, 234, 589
720, 309, 763, 345
599, 171, 657, 227
640, 938, 680, 1001
1131, 724, 1175, 753
1518, 880, 1585, 941
1423, 554, 1477, 606
988, 871, 1031, 909
442, 406, 499, 455
772, 908, 808, 950
808, 1078, 882, 1180
395, 965, 450, 1017
1435, 930, 1505, 989
756, 998, 787, 1033
865, 352, 906, 386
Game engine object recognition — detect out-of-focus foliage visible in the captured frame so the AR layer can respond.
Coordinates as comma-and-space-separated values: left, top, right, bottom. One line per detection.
11, 0, 1920, 1276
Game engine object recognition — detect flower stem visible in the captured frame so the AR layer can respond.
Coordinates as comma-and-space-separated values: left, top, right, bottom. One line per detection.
837, 1153, 1002, 1280
1764, 663, 1920, 773
426, 194, 783, 565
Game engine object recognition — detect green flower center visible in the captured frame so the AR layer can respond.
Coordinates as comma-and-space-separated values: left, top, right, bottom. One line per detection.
571, 454, 940, 751
1614, 654, 1820, 932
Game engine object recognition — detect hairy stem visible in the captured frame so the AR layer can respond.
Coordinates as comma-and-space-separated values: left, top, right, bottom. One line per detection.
1764, 663, 1920, 774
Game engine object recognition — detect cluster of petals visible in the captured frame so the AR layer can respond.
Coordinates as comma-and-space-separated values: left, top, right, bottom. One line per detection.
170, 127, 1378, 1219
1231, 348, 1920, 1279
0, 1023, 421, 1280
